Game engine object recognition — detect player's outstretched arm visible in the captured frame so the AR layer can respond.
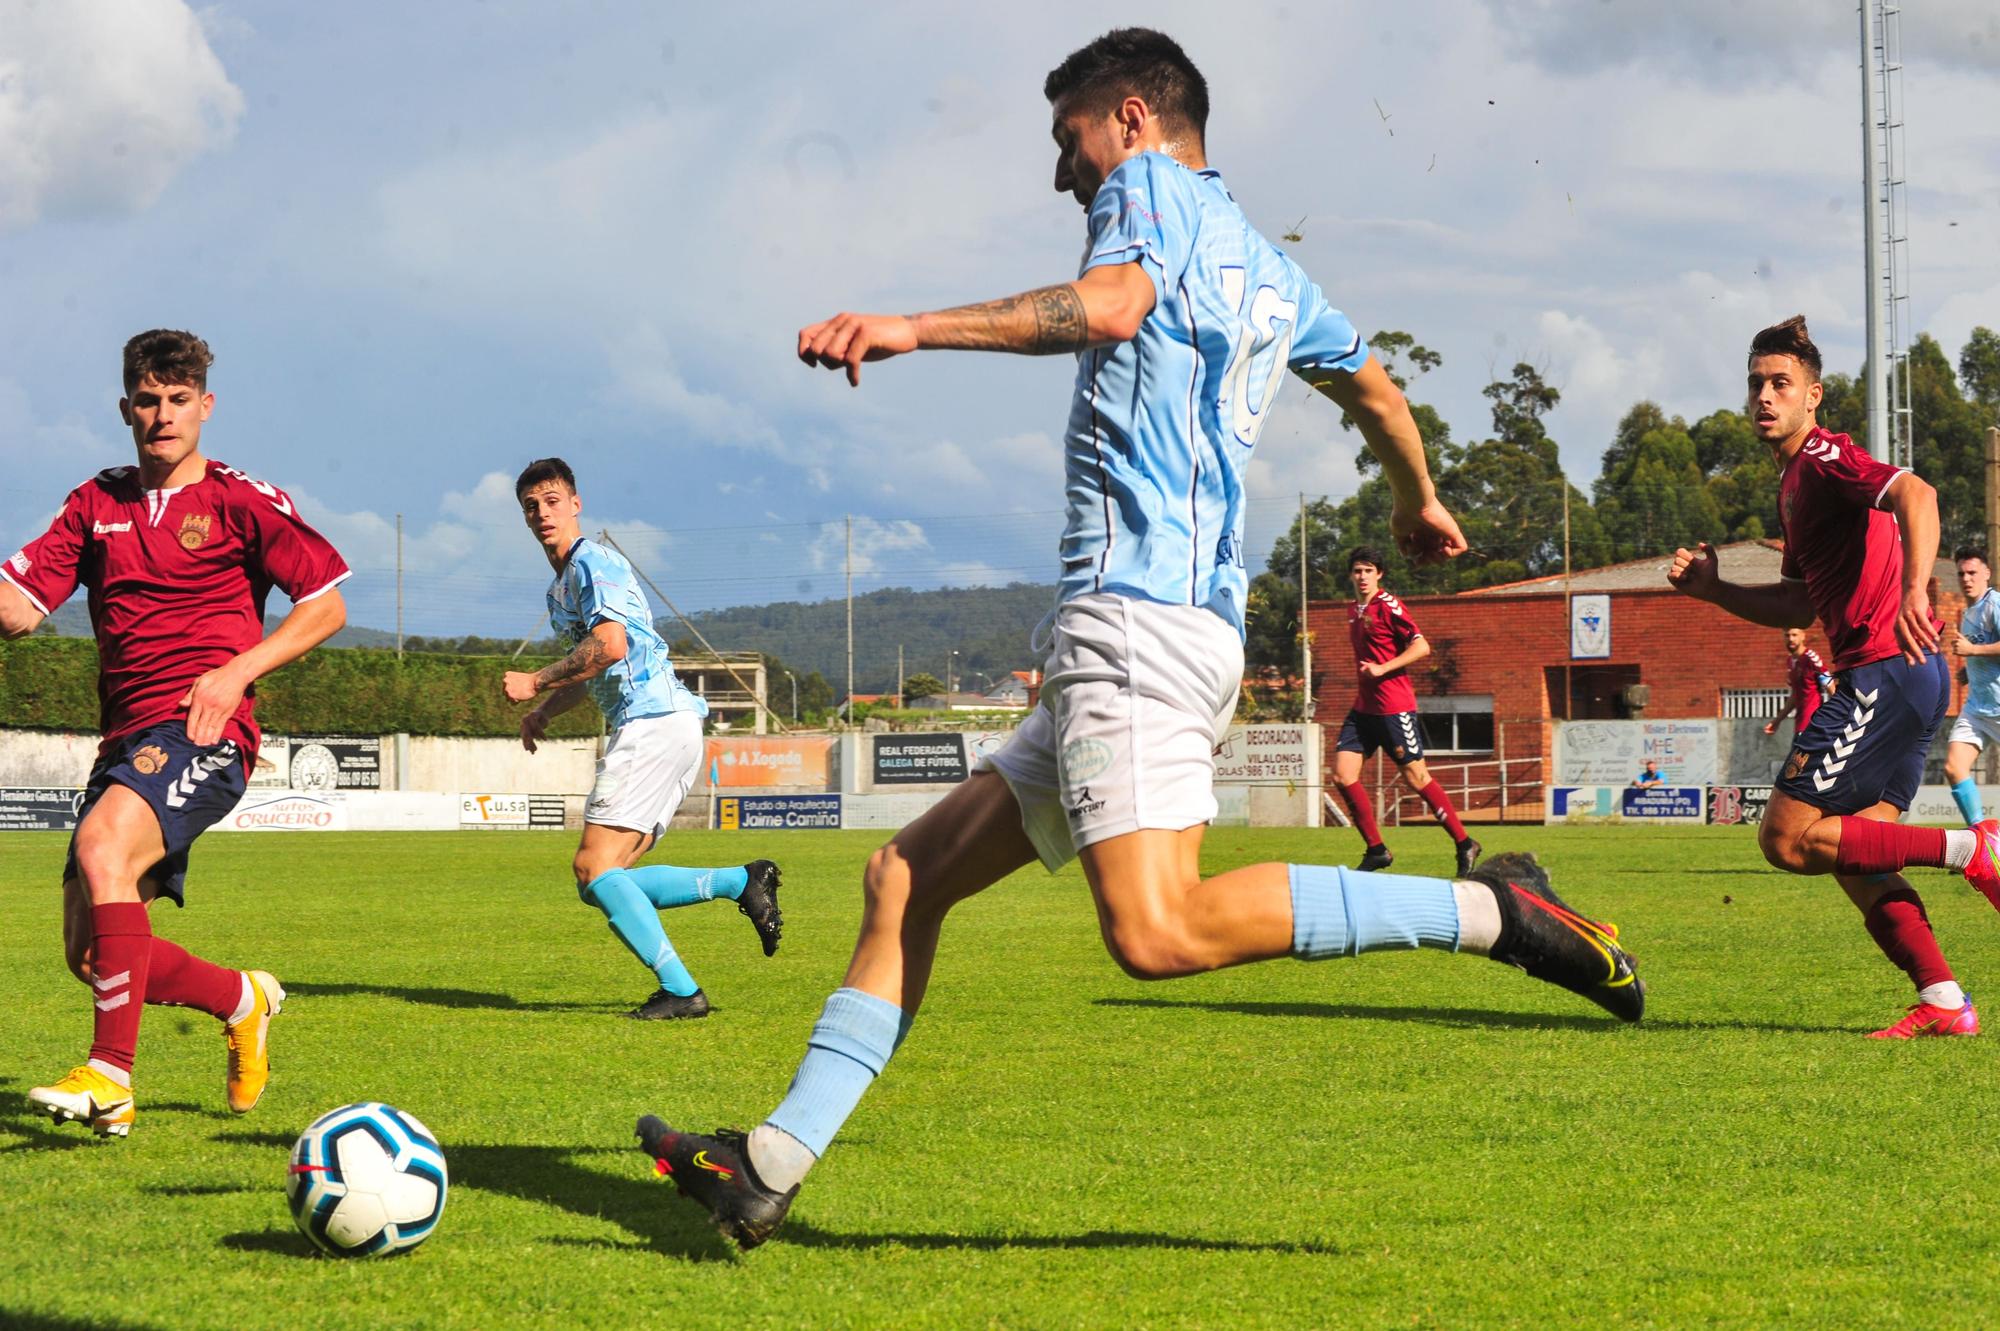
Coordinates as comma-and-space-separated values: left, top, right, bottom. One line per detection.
0, 579, 44, 638
504, 621, 627, 703
1667, 543, 1813, 629
180, 587, 347, 745
1309, 357, 1467, 565
797, 263, 1156, 386
1883, 471, 1942, 663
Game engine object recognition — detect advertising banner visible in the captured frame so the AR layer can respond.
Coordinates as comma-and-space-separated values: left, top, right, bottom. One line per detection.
873, 735, 968, 786
224, 792, 349, 831
248, 737, 291, 789
282, 736, 383, 790
1554, 720, 1718, 787
1707, 785, 1774, 826
1212, 725, 1310, 784
1547, 785, 1705, 823
714, 794, 842, 830
0, 787, 86, 831
459, 793, 566, 828
704, 736, 835, 789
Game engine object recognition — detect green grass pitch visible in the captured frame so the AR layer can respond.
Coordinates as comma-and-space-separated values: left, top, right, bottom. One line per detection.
3, 825, 1998, 1330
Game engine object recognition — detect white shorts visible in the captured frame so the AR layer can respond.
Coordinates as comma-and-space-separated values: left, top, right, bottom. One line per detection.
1949, 711, 2000, 751
978, 592, 1242, 871
586, 711, 704, 839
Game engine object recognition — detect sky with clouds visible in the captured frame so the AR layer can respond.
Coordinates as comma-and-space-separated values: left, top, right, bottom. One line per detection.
2, 0, 1996, 638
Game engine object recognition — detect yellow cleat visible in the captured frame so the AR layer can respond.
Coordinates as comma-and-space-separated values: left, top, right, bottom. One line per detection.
28, 1065, 136, 1138
224, 969, 286, 1114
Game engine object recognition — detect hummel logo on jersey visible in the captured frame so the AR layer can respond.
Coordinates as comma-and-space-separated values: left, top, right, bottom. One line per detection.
691, 1151, 734, 1180
93, 521, 133, 535
1802, 437, 1841, 463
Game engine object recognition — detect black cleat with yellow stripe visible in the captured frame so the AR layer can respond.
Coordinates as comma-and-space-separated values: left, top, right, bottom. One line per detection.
636, 1116, 798, 1250
1471, 851, 1645, 1022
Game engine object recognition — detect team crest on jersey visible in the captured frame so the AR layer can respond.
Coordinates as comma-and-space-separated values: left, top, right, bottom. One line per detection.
178, 514, 212, 550
1784, 748, 1809, 781
131, 745, 169, 776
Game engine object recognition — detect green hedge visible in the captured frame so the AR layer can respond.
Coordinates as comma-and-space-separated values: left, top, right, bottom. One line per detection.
0, 638, 604, 738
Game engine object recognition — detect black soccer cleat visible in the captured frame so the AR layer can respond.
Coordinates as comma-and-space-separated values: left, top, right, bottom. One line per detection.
636, 1116, 798, 1250
628, 988, 711, 1020
737, 860, 783, 957
1455, 837, 1484, 878
1357, 844, 1394, 872
1470, 851, 1645, 1023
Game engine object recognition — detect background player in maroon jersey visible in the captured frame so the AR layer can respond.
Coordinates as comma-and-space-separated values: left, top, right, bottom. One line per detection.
1331, 547, 1481, 877
1764, 627, 1833, 739
1671, 315, 1994, 1040
0, 330, 351, 1134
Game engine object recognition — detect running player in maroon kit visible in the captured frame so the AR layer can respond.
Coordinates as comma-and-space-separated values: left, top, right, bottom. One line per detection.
1671, 315, 1998, 1039
1332, 546, 1481, 877
0, 330, 351, 1134
1764, 627, 1833, 739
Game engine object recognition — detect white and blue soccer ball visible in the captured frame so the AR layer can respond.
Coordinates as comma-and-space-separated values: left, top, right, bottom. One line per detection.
286, 1102, 448, 1257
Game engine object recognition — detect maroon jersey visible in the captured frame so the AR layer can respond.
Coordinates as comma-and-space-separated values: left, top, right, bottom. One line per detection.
1, 460, 349, 763
1787, 647, 1828, 728
1347, 590, 1421, 714
1778, 427, 1929, 670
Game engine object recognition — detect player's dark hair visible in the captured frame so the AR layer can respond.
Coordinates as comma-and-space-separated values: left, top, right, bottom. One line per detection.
1956, 545, 1990, 568
1347, 546, 1386, 573
122, 329, 213, 394
1748, 315, 1822, 382
1044, 28, 1209, 143
515, 457, 577, 500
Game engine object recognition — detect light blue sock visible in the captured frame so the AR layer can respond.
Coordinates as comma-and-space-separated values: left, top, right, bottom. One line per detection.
1952, 778, 1983, 827
581, 870, 699, 996
764, 988, 910, 1158
627, 863, 749, 908
1288, 864, 1461, 959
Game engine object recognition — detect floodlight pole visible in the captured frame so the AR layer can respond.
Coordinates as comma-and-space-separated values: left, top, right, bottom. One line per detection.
846, 516, 855, 727
395, 512, 404, 659
1861, 0, 1888, 461
1299, 492, 1312, 725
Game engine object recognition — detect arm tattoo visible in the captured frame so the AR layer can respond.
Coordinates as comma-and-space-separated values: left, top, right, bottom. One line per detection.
534, 633, 611, 690
916, 285, 1090, 355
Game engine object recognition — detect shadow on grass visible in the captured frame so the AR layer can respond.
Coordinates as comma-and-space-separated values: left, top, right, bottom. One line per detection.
0, 1310, 170, 1331
1093, 996, 1860, 1036
221, 1131, 733, 1260
778, 1221, 1343, 1255
283, 981, 622, 1014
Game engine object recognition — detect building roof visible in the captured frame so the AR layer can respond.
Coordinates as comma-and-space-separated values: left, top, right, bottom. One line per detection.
1455, 540, 1960, 597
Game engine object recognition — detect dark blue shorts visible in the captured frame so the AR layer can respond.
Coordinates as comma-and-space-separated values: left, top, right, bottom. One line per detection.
1336, 709, 1426, 765
64, 720, 248, 907
1774, 652, 1946, 815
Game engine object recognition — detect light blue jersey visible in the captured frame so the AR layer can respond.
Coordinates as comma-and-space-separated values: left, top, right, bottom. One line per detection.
1059, 151, 1369, 637
1963, 588, 2000, 717
546, 538, 707, 731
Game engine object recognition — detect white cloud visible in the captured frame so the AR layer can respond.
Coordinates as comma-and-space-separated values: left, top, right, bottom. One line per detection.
0, 0, 244, 231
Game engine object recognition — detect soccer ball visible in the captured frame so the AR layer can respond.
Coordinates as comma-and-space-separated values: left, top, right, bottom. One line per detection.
286, 1102, 449, 1257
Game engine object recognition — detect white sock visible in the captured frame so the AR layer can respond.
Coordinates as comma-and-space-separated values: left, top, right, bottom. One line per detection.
226, 972, 256, 1025
1944, 829, 1977, 870
87, 1058, 131, 1088
746, 1123, 818, 1192
1919, 981, 1968, 1010
1452, 880, 1502, 955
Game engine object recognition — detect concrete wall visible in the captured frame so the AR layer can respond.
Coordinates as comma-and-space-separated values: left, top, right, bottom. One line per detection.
400, 736, 599, 795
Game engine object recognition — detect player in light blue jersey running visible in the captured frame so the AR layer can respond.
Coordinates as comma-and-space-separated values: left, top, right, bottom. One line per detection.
503, 458, 783, 1020
636, 29, 1642, 1247
1945, 545, 2000, 825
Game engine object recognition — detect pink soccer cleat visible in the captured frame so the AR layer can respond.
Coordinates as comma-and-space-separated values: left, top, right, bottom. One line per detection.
1966, 820, 2000, 910
1867, 1000, 1980, 1040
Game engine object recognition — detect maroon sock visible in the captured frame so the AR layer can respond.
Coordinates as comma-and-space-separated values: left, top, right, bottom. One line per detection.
146, 937, 242, 1020
87, 903, 153, 1077
1834, 818, 1948, 875
1862, 889, 1956, 990
1418, 779, 1470, 842
1339, 781, 1383, 847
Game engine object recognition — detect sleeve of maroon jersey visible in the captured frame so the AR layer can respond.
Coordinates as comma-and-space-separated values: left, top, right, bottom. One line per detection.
221, 470, 351, 602
1385, 596, 1422, 650
1810, 435, 1907, 511
1, 485, 89, 616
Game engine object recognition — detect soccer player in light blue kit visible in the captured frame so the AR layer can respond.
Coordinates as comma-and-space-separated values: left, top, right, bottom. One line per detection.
1944, 545, 2000, 826
636, 29, 1641, 1245
503, 458, 782, 1020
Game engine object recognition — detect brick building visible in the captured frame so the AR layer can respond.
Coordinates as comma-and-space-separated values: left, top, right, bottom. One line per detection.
1307, 541, 1970, 824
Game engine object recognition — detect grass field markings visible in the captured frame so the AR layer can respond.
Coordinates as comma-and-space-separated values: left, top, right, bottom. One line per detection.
282, 980, 623, 1013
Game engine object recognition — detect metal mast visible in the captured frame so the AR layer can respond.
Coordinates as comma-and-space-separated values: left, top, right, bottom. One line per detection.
1860, 0, 1912, 466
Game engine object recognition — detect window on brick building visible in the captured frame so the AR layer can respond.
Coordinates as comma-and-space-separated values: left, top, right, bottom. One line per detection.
1545, 664, 1642, 720
1722, 687, 1790, 718
1417, 695, 1495, 753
